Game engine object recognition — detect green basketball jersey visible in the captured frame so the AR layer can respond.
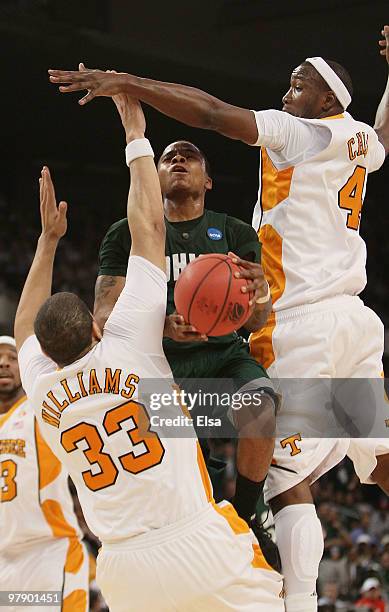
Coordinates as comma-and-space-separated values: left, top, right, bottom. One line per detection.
98, 210, 261, 351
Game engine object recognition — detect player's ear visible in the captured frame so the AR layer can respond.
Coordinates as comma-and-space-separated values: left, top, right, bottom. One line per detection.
322, 90, 337, 112
205, 176, 213, 192
91, 319, 103, 341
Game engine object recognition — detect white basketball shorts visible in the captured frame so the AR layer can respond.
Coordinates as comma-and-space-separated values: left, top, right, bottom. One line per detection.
96, 502, 284, 611
250, 295, 389, 502
0, 537, 89, 611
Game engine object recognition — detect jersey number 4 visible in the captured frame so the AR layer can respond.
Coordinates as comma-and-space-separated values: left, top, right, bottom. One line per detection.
1, 459, 17, 502
61, 399, 165, 492
338, 166, 367, 231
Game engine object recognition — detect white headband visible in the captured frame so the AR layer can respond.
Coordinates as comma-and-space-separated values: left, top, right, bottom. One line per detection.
305, 57, 351, 110
0, 336, 16, 348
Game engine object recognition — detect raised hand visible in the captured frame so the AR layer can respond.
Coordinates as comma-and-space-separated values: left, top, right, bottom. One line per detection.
112, 91, 146, 142
379, 25, 389, 64
48, 63, 129, 106
39, 167, 67, 241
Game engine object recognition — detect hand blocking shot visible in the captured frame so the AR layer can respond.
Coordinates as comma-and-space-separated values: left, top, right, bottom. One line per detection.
14, 95, 284, 611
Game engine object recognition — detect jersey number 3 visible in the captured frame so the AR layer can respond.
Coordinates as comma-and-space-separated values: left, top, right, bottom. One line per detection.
61, 399, 165, 492
338, 166, 367, 231
1, 459, 17, 502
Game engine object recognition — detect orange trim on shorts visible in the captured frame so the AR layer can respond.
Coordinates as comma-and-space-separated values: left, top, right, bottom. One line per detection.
62, 589, 87, 612
41, 499, 85, 573
252, 542, 274, 571
0, 395, 27, 428
213, 502, 273, 571
196, 442, 214, 503
213, 501, 250, 535
64, 536, 85, 574
250, 312, 277, 370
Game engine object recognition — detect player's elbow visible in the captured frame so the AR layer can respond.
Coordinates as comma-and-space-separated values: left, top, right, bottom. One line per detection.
152, 219, 166, 240
93, 307, 110, 332
375, 127, 389, 156
141, 218, 166, 245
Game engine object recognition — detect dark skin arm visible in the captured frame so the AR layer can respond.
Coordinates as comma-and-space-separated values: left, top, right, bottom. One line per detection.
48, 64, 258, 145
375, 25, 389, 155
230, 253, 272, 333
93, 275, 125, 331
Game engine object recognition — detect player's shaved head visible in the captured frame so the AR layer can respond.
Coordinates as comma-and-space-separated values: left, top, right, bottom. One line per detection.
34, 292, 93, 366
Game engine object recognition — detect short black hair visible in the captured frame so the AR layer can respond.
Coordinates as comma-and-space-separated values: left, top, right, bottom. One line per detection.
324, 59, 353, 98
34, 292, 93, 365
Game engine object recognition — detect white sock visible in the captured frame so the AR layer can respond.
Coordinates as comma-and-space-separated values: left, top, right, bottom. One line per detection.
284, 593, 318, 612
274, 503, 323, 612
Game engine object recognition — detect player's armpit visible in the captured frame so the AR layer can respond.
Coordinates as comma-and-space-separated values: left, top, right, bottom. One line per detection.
93, 275, 125, 331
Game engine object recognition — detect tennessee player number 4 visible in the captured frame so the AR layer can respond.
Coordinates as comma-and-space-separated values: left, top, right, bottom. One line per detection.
338, 165, 367, 231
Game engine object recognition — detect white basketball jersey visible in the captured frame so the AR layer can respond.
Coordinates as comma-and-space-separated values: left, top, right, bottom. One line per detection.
251, 110, 386, 312
0, 396, 82, 552
18, 257, 211, 544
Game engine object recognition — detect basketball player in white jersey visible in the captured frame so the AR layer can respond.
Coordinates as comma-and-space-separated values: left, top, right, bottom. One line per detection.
47, 24, 389, 611
0, 336, 89, 612
14, 94, 283, 611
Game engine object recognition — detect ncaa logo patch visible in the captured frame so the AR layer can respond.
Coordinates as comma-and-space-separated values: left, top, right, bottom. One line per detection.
207, 227, 223, 241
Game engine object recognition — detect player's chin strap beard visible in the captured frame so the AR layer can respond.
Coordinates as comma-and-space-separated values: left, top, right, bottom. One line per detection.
305, 57, 352, 110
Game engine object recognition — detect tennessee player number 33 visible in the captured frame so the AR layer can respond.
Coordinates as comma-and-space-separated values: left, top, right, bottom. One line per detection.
61, 399, 165, 491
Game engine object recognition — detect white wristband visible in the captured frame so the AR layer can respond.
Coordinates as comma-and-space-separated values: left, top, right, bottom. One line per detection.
125, 138, 154, 167
255, 282, 271, 304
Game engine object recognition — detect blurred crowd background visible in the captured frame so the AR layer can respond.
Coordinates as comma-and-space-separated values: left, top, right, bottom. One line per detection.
1, 1, 388, 610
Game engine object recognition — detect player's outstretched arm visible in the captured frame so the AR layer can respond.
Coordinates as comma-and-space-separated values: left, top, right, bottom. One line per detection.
14, 167, 67, 351
375, 25, 389, 155
113, 93, 165, 272
48, 64, 258, 145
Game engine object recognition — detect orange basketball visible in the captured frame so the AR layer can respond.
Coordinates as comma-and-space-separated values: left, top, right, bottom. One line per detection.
174, 254, 253, 336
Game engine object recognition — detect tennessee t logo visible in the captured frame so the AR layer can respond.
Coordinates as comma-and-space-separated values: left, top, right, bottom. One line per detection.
280, 434, 302, 456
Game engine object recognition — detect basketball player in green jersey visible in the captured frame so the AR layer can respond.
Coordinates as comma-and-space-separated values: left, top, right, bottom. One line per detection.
94, 139, 280, 567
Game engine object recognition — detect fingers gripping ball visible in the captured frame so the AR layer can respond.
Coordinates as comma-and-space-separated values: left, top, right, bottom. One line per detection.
174, 254, 254, 336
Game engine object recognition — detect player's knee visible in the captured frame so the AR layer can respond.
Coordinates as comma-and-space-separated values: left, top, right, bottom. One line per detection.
289, 513, 323, 582
232, 391, 276, 438
274, 504, 324, 586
